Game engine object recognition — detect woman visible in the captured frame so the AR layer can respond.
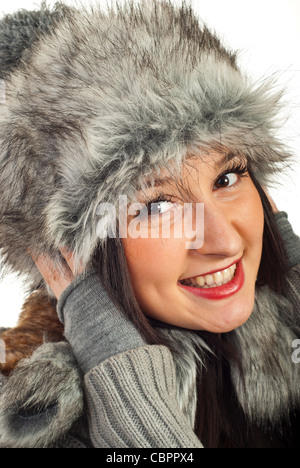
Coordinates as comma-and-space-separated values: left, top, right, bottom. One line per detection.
0, 1, 299, 448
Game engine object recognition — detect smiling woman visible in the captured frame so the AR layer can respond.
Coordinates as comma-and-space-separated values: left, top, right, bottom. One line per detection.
122, 152, 265, 333
0, 1, 299, 449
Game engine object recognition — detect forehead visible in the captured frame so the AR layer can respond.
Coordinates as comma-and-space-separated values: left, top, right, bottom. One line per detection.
142, 151, 244, 190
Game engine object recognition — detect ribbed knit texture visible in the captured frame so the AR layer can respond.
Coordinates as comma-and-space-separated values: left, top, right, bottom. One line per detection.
85, 345, 203, 448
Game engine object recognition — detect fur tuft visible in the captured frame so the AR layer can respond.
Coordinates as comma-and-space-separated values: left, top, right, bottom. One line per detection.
0, 2, 72, 79
0, 342, 83, 448
0, 291, 64, 376
229, 284, 300, 429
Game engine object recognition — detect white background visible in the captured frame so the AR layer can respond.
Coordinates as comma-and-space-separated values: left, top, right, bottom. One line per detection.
0, 0, 299, 327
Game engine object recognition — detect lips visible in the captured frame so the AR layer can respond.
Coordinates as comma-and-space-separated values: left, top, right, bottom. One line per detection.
179, 263, 237, 288
178, 258, 245, 300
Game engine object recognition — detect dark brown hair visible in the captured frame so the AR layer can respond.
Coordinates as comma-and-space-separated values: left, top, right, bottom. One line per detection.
92, 170, 290, 447
192, 173, 290, 448
253, 174, 289, 294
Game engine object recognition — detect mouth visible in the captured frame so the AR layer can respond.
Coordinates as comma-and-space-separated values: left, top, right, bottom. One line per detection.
179, 261, 237, 288
178, 258, 244, 300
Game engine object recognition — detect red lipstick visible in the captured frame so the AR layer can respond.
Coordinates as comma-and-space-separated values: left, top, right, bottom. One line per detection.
178, 259, 245, 300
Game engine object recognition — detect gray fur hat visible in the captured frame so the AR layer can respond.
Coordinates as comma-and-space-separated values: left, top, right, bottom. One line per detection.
0, 1, 291, 288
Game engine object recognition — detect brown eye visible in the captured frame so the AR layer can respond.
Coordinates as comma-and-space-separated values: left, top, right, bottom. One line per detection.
214, 173, 238, 189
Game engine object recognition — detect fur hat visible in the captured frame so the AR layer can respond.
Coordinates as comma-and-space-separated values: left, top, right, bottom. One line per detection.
0, 1, 291, 288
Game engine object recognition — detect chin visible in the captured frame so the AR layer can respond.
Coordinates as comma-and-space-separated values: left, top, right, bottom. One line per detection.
184, 291, 255, 333
208, 300, 254, 333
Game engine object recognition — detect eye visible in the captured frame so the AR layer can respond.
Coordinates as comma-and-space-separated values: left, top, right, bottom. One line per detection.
149, 200, 175, 216
214, 172, 239, 189
213, 160, 249, 191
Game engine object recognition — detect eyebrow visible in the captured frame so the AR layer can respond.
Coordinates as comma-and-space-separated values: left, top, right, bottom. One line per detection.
215, 154, 230, 168
143, 152, 244, 188
215, 152, 240, 168
143, 176, 175, 188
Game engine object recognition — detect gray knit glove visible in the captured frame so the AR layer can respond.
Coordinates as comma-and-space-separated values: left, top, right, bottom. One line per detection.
57, 271, 146, 373
275, 211, 300, 267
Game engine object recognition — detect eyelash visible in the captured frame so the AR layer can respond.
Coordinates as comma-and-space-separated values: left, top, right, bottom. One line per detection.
213, 161, 249, 189
143, 161, 249, 209
144, 192, 173, 210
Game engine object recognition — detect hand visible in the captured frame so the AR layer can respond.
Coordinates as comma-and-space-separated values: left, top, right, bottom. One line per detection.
31, 248, 83, 300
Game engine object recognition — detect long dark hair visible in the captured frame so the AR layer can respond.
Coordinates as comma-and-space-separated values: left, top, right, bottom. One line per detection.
193, 175, 290, 448
92, 172, 289, 447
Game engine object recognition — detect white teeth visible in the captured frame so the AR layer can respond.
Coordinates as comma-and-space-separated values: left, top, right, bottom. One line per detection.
205, 275, 214, 286
213, 271, 223, 284
196, 276, 205, 287
181, 263, 237, 289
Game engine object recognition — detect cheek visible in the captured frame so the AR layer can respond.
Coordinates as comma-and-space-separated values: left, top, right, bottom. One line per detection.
122, 237, 185, 287
122, 237, 186, 316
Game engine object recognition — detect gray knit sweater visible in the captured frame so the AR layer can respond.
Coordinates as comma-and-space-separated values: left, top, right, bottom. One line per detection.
0, 211, 299, 448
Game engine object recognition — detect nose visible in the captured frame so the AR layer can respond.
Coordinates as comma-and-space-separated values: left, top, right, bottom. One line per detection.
194, 200, 243, 258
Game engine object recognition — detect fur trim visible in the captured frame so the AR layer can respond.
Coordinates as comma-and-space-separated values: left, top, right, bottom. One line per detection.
0, 1, 291, 286
0, 342, 83, 448
0, 292, 64, 376
229, 283, 300, 429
